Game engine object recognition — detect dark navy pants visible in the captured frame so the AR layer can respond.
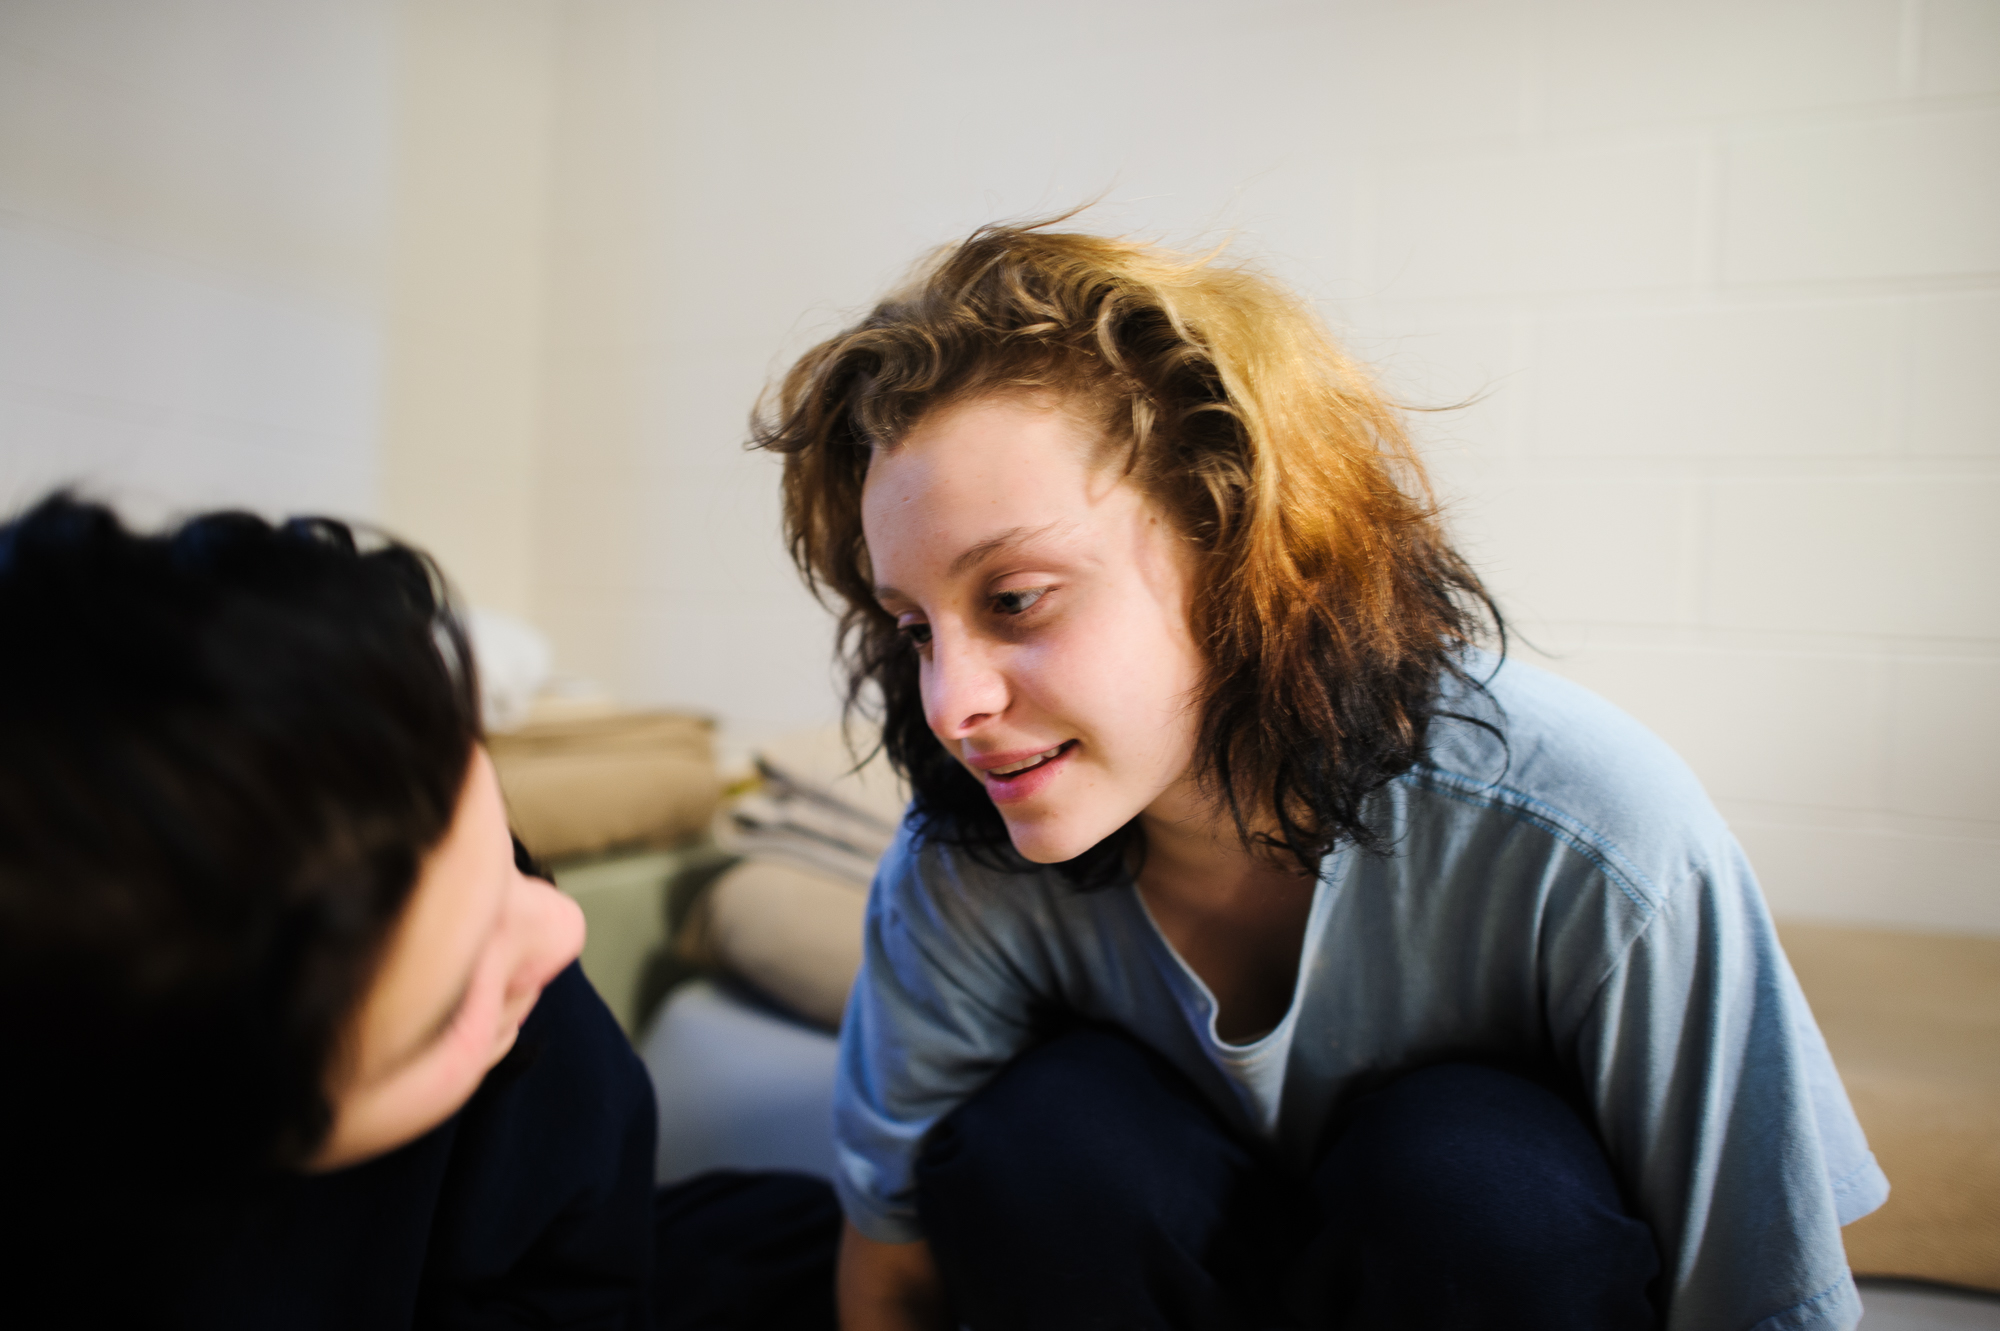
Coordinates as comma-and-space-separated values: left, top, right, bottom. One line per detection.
915, 1027, 1660, 1330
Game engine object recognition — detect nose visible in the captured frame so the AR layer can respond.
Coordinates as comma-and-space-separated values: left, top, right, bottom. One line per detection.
506, 873, 586, 1006
923, 627, 1010, 743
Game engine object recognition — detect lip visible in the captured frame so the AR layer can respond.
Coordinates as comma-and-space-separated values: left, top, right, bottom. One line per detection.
965, 743, 1071, 773
966, 740, 1075, 804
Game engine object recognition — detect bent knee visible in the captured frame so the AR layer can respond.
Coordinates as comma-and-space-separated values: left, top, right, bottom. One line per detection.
1326, 1064, 1646, 1252
917, 1027, 1255, 1226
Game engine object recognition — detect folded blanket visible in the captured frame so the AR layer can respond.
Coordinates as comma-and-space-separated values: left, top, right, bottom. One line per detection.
717, 728, 905, 884
489, 711, 719, 862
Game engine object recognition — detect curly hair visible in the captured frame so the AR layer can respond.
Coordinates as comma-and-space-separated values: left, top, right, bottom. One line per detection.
755, 220, 1501, 884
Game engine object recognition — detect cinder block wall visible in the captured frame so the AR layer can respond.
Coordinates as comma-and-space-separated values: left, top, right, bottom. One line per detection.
1343, 0, 2000, 932
5, 0, 1991, 933
0, 0, 395, 526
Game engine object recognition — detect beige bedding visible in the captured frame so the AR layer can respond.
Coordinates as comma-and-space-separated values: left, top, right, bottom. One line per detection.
489, 710, 719, 862
1780, 922, 2000, 1291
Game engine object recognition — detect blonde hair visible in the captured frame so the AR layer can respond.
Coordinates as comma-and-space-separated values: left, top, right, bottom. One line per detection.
756, 220, 1499, 878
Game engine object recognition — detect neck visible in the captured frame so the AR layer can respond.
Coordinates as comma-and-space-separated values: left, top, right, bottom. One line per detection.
1136, 780, 1297, 903
1131, 776, 1318, 1043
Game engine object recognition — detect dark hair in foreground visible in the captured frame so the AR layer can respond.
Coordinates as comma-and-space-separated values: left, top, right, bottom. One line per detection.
758, 221, 1503, 885
0, 493, 479, 1268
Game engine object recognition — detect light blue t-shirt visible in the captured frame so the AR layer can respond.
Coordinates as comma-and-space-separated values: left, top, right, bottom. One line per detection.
833, 655, 1887, 1331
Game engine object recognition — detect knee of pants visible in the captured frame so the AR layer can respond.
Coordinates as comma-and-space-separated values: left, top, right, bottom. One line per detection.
1315, 1062, 1658, 1279
916, 1026, 1265, 1237
916, 1027, 1284, 1328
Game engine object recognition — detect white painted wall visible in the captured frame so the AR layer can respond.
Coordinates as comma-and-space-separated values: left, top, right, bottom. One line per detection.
616, 0, 1999, 932
379, 0, 559, 620
0, 0, 395, 525
1336, 0, 2000, 932
2, 1, 1991, 932
605, 0, 1373, 736
527, 1, 673, 713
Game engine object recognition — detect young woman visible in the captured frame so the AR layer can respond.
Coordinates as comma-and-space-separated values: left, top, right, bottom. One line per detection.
0, 496, 838, 1330
757, 224, 1886, 1331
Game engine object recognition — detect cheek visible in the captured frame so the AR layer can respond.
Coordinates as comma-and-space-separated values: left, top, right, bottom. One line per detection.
329, 982, 507, 1165
434, 989, 514, 1084
1052, 605, 1202, 738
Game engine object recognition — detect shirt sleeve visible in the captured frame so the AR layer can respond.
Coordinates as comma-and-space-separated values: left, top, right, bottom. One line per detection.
1573, 839, 1887, 1331
832, 829, 1047, 1243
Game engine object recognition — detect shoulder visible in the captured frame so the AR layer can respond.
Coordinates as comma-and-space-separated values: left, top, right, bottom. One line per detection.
524, 961, 648, 1079
863, 821, 1117, 1001
419, 964, 656, 1319
1409, 652, 1731, 902
463, 961, 655, 1143
871, 819, 1072, 933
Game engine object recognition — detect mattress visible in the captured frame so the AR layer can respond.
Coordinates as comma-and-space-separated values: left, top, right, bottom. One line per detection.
640, 978, 840, 1186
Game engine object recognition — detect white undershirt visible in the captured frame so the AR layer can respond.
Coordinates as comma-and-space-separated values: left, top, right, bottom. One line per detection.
1136, 877, 1331, 1140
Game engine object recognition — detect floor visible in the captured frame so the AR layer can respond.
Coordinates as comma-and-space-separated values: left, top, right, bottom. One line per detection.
1861, 1281, 2000, 1330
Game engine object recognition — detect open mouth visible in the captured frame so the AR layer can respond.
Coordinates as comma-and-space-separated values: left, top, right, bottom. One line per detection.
983, 740, 1075, 783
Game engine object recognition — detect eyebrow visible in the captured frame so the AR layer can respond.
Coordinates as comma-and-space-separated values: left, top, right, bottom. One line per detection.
874, 520, 1073, 603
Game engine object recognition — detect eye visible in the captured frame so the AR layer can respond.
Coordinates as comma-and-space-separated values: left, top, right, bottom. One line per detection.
897, 619, 933, 647
991, 587, 1049, 616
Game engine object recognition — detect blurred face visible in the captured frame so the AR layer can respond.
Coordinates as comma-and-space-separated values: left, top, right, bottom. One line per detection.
308, 748, 584, 1171
862, 393, 1209, 864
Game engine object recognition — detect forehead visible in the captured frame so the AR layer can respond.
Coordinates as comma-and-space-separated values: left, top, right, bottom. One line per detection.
863, 395, 1115, 529
903, 391, 1098, 465
860, 395, 1183, 606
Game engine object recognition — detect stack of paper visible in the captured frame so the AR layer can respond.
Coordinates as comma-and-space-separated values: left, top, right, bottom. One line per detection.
719, 727, 908, 887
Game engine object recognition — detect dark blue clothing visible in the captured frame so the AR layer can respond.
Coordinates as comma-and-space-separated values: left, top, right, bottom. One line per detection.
915, 1026, 1660, 1330
653, 1170, 841, 1330
182, 962, 659, 1330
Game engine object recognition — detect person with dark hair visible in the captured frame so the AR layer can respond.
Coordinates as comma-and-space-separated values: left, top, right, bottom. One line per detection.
0, 494, 840, 1329
757, 224, 1887, 1331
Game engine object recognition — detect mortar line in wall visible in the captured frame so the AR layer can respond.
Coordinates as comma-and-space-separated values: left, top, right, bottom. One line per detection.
1887, 295, 1915, 459
0, 206, 383, 319
1501, 310, 1535, 459
1517, 622, 2000, 659
1868, 651, 1897, 816
1742, 275, 1998, 304
1716, 800, 2000, 844
1516, 0, 1544, 142
1345, 152, 1379, 311
1388, 126, 1715, 172
1713, 273, 2000, 302
1678, 480, 1705, 629
1695, 127, 1726, 291
1897, 0, 1926, 97
1484, 455, 2000, 481
1351, 273, 2000, 322
1384, 91, 2000, 165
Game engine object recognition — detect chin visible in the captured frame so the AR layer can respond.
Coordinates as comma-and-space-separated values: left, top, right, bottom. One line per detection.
1001, 810, 1122, 866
